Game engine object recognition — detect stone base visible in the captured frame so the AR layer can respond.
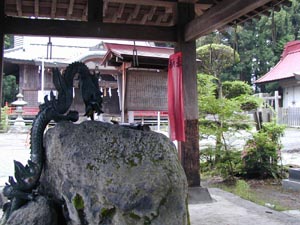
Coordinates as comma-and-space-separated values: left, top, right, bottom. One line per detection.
188, 187, 213, 204
8, 125, 30, 133
282, 179, 300, 191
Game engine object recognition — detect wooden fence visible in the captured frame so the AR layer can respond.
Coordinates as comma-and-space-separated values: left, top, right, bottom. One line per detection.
278, 107, 300, 127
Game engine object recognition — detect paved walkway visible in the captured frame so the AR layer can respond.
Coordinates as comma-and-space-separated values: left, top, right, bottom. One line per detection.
190, 188, 300, 225
0, 132, 30, 186
0, 131, 300, 224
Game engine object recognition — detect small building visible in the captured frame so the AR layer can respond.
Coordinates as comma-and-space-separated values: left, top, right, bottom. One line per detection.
3, 36, 126, 117
256, 40, 300, 126
102, 42, 174, 124
256, 40, 300, 108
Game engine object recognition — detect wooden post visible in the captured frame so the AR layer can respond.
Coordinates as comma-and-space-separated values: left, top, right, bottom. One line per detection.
274, 90, 281, 123
175, 3, 200, 187
121, 62, 126, 123
0, 0, 4, 116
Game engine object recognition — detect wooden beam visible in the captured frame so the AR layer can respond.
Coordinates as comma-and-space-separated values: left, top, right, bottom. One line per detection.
185, 0, 273, 41
147, 6, 157, 21
51, 0, 57, 18
103, 0, 175, 8
3, 17, 177, 42
16, 0, 22, 16
112, 3, 125, 22
88, 0, 103, 22
126, 5, 140, 23
67, 0, 75, 19
34, 0, 39, 17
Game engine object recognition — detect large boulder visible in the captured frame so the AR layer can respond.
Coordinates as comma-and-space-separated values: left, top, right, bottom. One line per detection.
40, 121, 188, 225
4, 196, 57, 225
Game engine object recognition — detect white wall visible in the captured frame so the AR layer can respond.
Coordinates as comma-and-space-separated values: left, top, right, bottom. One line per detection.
283, 85, 300, 107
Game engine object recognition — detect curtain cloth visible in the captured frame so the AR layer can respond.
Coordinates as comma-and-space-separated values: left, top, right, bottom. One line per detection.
168, 52, 185, 141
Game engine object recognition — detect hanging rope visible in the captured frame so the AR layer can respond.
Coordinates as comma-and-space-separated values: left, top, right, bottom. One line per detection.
133, 41, 139, 67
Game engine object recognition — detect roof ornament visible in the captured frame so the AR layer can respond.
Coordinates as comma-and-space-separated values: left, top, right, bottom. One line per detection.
132, 41, 139, 67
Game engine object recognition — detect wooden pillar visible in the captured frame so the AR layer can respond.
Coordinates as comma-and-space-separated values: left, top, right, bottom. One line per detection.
0, 0, 4, 115
175, 3, 200, 187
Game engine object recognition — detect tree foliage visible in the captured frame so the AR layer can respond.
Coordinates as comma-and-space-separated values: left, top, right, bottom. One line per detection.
2, 75, 18, 106
222, 81, 253, 99
196, 0, 300, 93
4, 35, 14, 49
199, 73, 284, 179
198, 73, 254, 179
197, 44, 240, 77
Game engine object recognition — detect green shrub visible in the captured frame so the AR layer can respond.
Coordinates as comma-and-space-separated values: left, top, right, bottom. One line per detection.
242, 122, 285, 179
222, 81, 253, 99
200, 146, 244, 179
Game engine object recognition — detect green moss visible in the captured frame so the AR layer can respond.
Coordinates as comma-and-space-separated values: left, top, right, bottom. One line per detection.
129, 213, 141, 220
143, 216, 151, 225
73, 193, 84, 210
101, 207, 115, 218
128, 159, 138, 167
86, 163, 96, 171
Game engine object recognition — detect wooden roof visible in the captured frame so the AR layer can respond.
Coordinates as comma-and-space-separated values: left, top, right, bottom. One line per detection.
2, 0, 292, 42
102, 42, 174, 68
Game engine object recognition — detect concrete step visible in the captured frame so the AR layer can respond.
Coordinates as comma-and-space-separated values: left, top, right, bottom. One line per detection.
282, 179, 300, 191
289, 168, 300, 181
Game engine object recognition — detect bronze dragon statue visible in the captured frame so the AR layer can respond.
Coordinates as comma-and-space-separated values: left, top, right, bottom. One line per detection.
1, 62, 103, 222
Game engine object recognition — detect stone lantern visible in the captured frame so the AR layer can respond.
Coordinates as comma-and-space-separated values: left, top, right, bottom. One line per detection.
10, 93, 28, 132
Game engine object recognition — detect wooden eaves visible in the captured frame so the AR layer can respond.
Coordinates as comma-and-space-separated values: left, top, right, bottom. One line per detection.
2, 0, 292, 42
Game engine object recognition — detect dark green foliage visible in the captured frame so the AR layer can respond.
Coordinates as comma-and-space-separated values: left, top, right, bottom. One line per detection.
196, 0, 300, 89
236, 95, 261, 111
2, 75, 18, 106
242, 122, 285, 179
200, 147, 243, 178
4, 35, 14, 49
222, 81, 253, 99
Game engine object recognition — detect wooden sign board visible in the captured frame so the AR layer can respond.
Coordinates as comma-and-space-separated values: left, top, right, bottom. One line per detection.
125, 69, 167, 111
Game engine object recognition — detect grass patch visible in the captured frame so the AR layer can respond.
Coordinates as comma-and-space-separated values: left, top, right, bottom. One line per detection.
210, 179, 290, 211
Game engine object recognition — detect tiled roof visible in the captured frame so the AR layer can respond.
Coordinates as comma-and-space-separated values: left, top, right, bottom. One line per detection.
102, 43, 174, 64
256, 40, 300, 84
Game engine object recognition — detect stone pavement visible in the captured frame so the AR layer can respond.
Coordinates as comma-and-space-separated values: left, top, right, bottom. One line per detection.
189, 188, 300, 225
0, 132, 300, 224
0, 132, 30, 186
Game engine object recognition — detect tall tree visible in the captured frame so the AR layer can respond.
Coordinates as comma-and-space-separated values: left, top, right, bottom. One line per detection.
196, 0, 300, 93
197, 43, 239, 98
